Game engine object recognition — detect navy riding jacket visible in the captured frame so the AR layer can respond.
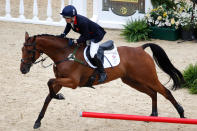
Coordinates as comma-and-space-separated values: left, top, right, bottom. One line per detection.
63, 14, 106, 44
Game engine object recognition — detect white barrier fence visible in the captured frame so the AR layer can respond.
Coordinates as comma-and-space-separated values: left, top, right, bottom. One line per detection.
0, 0, 152, 29
0, 0, 87, 26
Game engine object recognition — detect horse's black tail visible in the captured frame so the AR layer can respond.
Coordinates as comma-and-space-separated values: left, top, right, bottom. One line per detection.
142, 43, 185, 90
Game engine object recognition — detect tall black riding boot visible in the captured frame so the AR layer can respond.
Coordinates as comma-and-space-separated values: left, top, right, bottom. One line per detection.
94, 55, 107, 83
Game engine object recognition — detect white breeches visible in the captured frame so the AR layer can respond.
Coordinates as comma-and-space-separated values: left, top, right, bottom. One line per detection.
90, 41, 99, 58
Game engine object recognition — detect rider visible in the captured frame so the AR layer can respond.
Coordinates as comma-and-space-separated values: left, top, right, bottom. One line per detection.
59, 5, 107, 83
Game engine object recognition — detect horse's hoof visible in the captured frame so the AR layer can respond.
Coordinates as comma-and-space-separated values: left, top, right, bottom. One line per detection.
150, 112, 158, 117
33, 122, 41, 129
57, 93, 65, 100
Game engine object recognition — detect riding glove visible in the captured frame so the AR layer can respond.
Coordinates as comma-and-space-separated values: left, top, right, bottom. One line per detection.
68, 39, 83, 47
68, 39, 76, 46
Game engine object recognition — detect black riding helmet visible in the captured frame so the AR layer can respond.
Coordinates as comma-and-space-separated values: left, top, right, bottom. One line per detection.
60, 5, 77, 18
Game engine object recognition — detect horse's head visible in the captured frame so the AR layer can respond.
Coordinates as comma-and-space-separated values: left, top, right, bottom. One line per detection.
20, 32, 42, 74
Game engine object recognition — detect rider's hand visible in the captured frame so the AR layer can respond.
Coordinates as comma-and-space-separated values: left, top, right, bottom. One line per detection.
68, 39, 77, 46
68, 39, 83, 47
73, 40, 83, 47
68, 39, 74, 46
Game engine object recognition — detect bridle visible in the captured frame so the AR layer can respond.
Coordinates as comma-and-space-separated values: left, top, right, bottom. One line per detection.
21, 36, 45, 67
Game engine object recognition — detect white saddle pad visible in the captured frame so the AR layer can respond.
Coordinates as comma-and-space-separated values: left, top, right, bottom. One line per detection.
84, 45, 120, 68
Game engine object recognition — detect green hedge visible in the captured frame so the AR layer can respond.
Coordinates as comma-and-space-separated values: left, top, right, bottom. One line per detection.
182, 63, 197, 94
121, 19, 151, 42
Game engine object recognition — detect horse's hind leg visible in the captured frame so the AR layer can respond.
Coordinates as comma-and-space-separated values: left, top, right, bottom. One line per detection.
149, 82, 185, 118
121, 77, 158, 116
33, 84, 62, 129
161, 86, 185, 118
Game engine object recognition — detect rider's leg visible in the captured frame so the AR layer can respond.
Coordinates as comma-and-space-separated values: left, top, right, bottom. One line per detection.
90, 41, 99, 58
90, 41, 107, 83
93, 54, 107, 83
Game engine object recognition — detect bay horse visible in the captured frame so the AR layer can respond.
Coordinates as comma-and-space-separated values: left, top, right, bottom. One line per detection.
20, 32, 185, 129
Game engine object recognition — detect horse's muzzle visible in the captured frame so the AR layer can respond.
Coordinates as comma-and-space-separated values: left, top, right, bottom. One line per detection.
20, 63, 31, 74
20, 67, 29, 74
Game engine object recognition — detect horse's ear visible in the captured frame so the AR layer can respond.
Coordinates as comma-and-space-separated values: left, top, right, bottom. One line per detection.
25, 32, 29, 41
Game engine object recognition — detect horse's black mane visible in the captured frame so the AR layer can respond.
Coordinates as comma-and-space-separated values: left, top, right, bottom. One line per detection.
35, 34, 53, 37
35, 34, 63, 38
27, 34, 64, 41
34, 34, 72, 40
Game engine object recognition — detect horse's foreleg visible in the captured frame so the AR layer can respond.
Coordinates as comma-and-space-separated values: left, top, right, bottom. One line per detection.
53, 77, 78, 89
121, 78, 158, 116
34, 77, 77, 129
33, 83, 62, 129
47, 78, 68, 99
33, 94, 52, 129
47, 77, 77, 99
34, 77, 76, 128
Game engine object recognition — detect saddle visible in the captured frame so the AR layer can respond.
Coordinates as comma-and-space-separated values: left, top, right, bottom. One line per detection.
83, 40, 120, 88
85, 40, 114, 66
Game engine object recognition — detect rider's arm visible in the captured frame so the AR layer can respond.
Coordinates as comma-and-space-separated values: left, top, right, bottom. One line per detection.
63, 23, 72, 36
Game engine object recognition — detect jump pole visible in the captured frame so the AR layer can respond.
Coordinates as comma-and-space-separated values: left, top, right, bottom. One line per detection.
80, 112, 197, 125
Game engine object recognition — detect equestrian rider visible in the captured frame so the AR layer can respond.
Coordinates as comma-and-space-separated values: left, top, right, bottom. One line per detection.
59, 5, 107, 83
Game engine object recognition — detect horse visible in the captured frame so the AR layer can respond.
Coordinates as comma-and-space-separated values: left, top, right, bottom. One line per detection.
20, 32, 185, 129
